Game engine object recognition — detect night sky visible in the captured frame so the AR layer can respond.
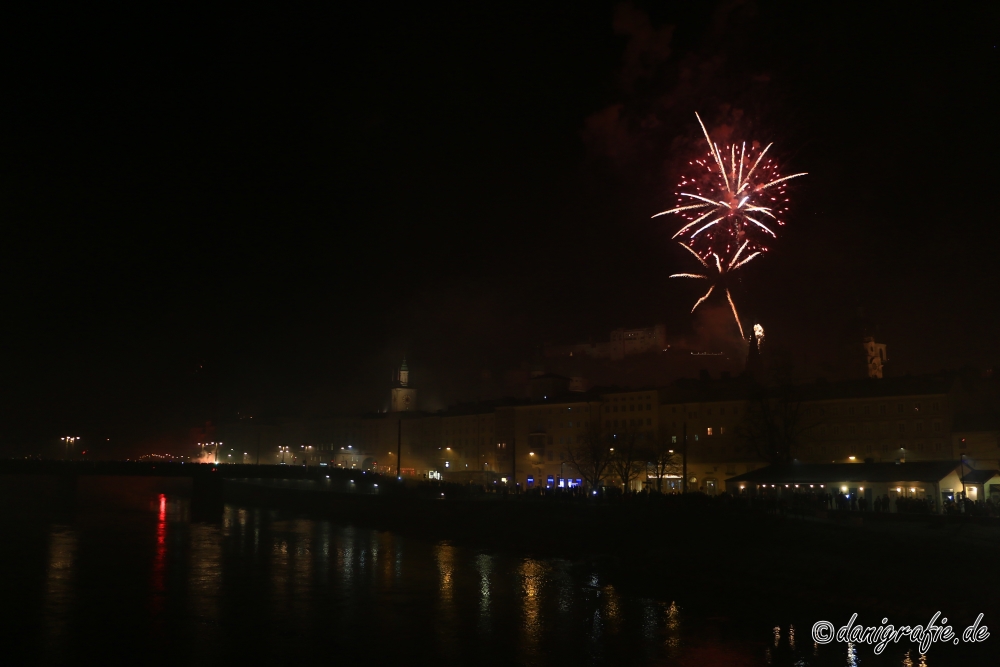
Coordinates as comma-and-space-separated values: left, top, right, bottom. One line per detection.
2, 2, 996, 455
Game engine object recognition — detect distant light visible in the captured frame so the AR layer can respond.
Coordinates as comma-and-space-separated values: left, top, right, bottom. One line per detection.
848, 456, 856, 461
326, 475, 330, 478
374, 484, 378, 487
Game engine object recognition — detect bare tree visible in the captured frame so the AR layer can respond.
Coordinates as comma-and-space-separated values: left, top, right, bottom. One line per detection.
645, 429, 678, 493
737, 382, 815, 464
565, 423, 613, 491
608, 424, 647, 493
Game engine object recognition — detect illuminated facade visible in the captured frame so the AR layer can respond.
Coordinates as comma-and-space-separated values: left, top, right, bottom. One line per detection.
216, 369, 998, 498
390, 358, 417, 412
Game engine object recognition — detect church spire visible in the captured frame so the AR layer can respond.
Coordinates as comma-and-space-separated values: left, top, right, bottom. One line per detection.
391, 358, 416, 412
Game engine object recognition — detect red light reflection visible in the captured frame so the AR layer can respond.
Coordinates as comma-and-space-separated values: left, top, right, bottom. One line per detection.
151, 494, 167, 615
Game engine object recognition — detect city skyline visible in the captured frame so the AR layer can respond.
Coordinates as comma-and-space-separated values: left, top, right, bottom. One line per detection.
2, 2, 995, 456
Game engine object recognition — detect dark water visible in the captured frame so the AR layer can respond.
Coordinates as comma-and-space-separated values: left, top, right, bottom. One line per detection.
0, 493, 976, 666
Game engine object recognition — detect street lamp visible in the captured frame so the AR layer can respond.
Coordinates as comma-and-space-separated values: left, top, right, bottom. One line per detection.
61, 436, 80, 459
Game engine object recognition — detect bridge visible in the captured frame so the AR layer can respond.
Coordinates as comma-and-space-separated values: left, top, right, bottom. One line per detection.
0, 459, 353, 479
0, 459, 386, 514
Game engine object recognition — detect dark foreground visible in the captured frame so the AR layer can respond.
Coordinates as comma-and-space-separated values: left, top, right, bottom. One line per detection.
0, 474, 995, 666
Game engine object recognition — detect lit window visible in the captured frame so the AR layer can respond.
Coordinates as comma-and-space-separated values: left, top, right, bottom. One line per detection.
707, 427, 713, 436
671, 436, 677, 443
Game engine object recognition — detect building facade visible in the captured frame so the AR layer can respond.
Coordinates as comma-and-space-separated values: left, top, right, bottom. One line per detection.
215, 369, 999, 502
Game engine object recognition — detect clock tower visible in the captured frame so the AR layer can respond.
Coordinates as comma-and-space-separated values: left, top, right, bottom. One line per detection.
390, 358, 417, 412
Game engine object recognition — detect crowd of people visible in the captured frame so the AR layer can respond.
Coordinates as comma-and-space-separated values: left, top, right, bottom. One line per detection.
405, 478, 1000, 518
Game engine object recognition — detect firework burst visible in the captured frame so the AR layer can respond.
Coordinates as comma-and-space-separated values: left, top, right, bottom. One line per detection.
657, 113, 806, 336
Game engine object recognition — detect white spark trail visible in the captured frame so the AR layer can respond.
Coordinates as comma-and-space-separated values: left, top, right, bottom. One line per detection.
678, 242, 709, 267
746, 216, 776, 237
742, 142, 773, 188
737, 142, 745, 189
730, 251, 761, 270
671, 209, 717, 238
695, 112, 728, 186
726, 288, 745, 339
669, 273, 708, 279
679, 192, 730, 208
715, 142, 731, 192
757, 172, 808, 191
690, 217, 724, 238
652, 203, 710, 218
730, 144, 737, 187
691, 285, 714, 313
745, 205, 776, 219
728, 241, 749, 269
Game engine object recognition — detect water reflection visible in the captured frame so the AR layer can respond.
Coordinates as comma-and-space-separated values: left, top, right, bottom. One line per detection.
3, 500, 978, 665
151, 494, 168, 616
188, 520, 221, 632
40, 525, 76, 663
665, 600, 681, 651
475, 552, 493, 634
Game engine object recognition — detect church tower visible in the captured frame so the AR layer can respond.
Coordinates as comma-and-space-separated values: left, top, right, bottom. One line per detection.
863, 337, 887, 378
390, 358, 417, 412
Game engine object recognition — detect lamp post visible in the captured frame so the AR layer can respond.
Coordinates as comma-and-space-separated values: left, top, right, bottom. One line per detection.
960, 452, 967, 501
61, 436, 80, 460
682, 422, 688, 494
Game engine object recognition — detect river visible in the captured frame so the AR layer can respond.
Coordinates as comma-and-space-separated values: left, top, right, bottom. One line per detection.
0, 491, 981, 665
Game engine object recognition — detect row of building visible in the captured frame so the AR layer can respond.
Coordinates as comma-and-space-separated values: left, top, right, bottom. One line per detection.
212, 361, 1000, 510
